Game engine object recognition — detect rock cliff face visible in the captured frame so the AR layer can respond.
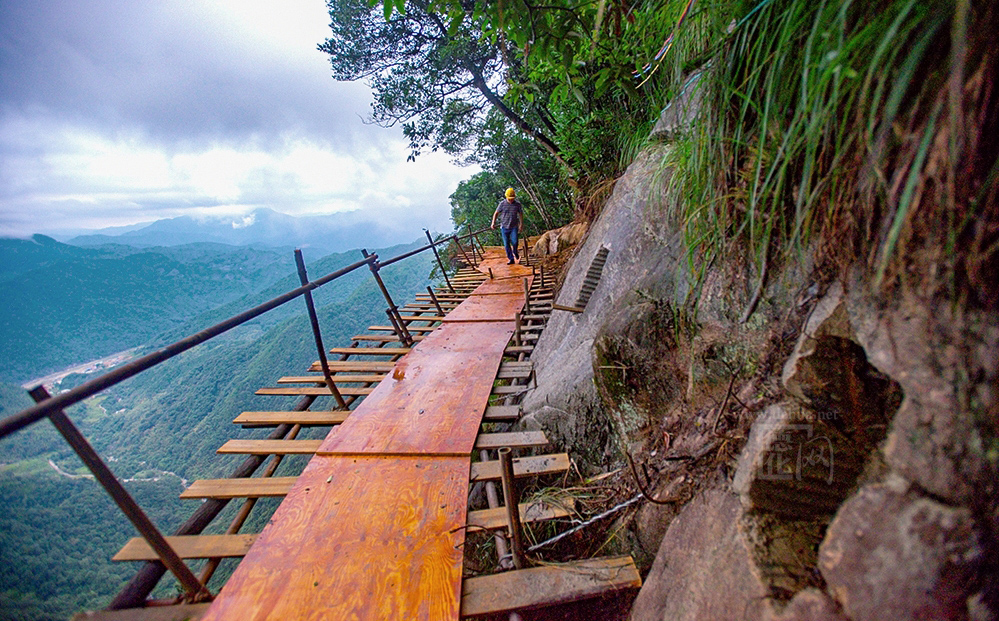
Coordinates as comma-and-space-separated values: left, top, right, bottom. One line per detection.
521, 145, 998, 619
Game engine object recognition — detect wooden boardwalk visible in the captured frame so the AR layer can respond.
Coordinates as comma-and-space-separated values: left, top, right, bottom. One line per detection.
201, 249, 535, 620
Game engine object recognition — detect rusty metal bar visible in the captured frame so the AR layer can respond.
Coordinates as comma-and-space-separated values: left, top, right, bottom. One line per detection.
295, 250, 347, 409
453, 235, 474, 267
523, 278, 531, 315
521, 237, 530, 266
385, 308, 408, 346
29, 386, 211, 602
197, 423, 302, 586
498, 447, 527, 569
479, 449, 513, 570
514, 314, 522, 347
426, 286, 444, 316
466, 223, 481, 262
488, 267, 494, 279
541, 264, 545, 288
110, 394, 314, 608
424, 229, 456, 294
362, 249, 412, 347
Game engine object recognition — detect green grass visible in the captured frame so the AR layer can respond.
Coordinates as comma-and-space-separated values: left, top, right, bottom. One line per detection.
650, 0, 997, 310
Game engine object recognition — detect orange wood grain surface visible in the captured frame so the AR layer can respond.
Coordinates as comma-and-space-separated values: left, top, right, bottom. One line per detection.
202, 249, 535, 620
316, 321, 515, 456
201, 456, 468, 621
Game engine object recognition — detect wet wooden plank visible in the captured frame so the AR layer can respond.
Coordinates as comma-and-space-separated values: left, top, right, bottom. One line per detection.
72, 603, 211, 621
180, 477, 297, 499
327, 347, 411, 356
233, 411, 349, 427
474, 431, 549, 450
469, 453, 570, 482
467, 498, 574, 530
277, 374, 386, 384
113, 534, 257, 561
483, 405, 520, 421
459, 556, 642, 617
255, 386, 375, 396
308, 361, 396, 373
216, 439, 322, 455
352, 334, 426, 342
318, 321, 515, 456
201, 456, 468, 621
440, 293, 525, 324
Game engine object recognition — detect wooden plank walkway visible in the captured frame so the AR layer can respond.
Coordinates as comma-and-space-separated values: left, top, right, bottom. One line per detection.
202, 248, 536, 621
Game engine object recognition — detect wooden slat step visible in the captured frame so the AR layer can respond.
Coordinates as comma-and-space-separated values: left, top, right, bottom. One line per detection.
180, 477, 297, 499
504, 345, 534, 354
367, 325, 439, 332
113, 534, 257, 561
327, 347, 411, 356
469, 453, 569, 481
474, 431, 548, 450
255, 386, 375, 396
233, 410, 349, 426
277, 374, 385, 384
71, 603, 211, 621
315, 360, 397, 371
491, 384, 532, 395
397, 315, 445, 322
351, 334, 426, 343
183, 453, 571, 501
483, 405, 521, 421
467, 497, 574, 531
309, 361, 395, 373
460, 555, 642, 617
217, 439, 322, 455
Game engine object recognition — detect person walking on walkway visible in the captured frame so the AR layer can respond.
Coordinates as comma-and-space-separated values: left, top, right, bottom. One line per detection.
491, 187, 523, 264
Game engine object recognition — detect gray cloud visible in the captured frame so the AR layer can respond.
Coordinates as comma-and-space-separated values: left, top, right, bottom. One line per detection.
0, 0, 474, 238
0, 0, 377, 149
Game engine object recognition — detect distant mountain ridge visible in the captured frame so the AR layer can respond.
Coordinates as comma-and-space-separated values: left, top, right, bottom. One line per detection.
63, 208, 412, 254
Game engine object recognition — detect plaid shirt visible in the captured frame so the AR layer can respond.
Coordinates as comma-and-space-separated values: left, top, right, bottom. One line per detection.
495, 199, 522, 229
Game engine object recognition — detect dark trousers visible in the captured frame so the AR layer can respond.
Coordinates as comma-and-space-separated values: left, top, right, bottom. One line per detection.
500, 227, 519, 261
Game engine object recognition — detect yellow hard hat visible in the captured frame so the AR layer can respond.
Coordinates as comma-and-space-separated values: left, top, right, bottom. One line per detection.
505, 188, 516, 199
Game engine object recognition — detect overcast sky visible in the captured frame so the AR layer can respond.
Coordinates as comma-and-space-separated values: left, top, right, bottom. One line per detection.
0, 0, 475, 239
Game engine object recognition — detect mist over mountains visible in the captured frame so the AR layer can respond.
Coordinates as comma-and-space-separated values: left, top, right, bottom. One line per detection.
63, 208, 422, 256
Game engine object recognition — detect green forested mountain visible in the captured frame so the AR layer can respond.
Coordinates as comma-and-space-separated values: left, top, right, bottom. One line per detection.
0, 240, 435, 621
0, 235, 298, 383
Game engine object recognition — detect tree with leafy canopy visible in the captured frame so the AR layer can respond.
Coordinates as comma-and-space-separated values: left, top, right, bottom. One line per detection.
319, 0, 571, 171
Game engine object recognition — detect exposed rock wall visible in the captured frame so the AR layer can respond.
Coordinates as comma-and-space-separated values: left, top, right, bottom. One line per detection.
521, 146, 999, 619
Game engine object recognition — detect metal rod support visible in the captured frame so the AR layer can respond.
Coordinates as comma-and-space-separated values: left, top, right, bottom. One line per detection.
498, 447, 527, 569
425, 229, 455, 294
521, 237, 530, 266
514, 314, 522, 347
295, 250, 347, 409
454, 236, 474, 267
30, 387, 211, 602
363, 250, 412, 347
426, 287, 444, 316
523, 278, 531, 316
